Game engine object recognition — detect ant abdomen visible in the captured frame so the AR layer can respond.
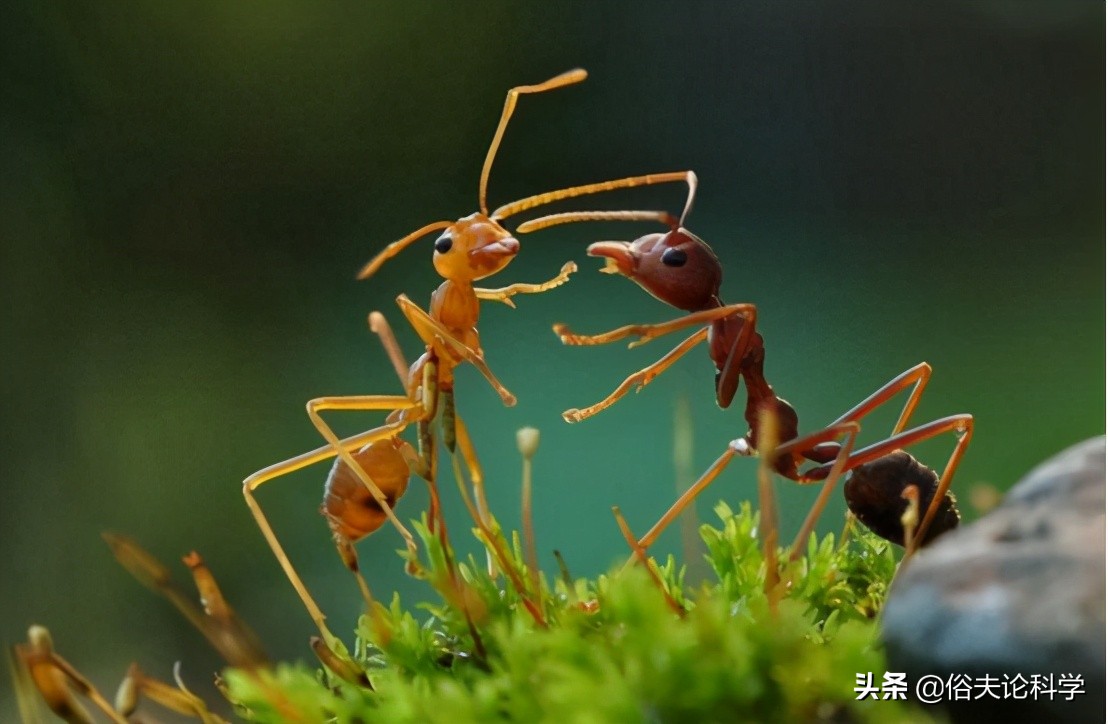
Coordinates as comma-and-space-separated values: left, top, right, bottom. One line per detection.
844, 450, 960, 547
322, 441, 411, 542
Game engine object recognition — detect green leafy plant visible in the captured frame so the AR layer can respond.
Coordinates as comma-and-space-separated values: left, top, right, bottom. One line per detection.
13, 417, 937, 723
224, 501, 932, 723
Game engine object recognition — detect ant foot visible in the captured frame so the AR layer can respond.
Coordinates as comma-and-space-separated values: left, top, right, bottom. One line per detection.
555, 260, 578, 279
562, 408, 584, 423
553, 323, 587, 345
626, 330, 652, 349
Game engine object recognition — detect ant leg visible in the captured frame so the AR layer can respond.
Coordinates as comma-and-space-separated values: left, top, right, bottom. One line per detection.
760, 362, 932, 549
562, 327, 707, 423
479, 68, 588, 216
555, 303, 755, 349
243, 397, 418, 643
903, 416, 975, 550
715, 304, 759, 408
357, 220, 452, 281
243, 482, 368, 646
494, 171, 696, 222
305, 396, 425, 551
368, 311, 409, 386
455, 411, 499, 577
627, 303, 755, 349
369, 309, 441, 532
801, 414, 974, 549
331, 534, 377, 614
453, 412, 489, 525
247, 425, 407, 485
636, 445, 738, 552
637, 421, 861, 554
446, 449, 547, 627
368, 311, 440, 534
613, 507, 684, 615
410, 418, 446, 539
830, 362, 933, 436
475, 261, 578, 308
779, 423, 863, 557
396, 295, 517, 406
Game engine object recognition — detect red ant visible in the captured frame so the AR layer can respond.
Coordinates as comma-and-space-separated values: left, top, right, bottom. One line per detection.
242, 69, 696, 651
517, 173, 972, 557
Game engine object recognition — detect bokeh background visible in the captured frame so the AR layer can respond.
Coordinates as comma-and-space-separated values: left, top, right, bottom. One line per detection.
2, 1, 1102, 719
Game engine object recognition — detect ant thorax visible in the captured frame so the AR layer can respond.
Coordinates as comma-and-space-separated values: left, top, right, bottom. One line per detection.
430, 280, 481, 349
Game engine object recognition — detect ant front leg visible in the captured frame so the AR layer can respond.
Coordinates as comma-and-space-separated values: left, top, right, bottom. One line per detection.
562, 327, 707, 423
556, 304, 756, 422
555, 303, 755, 349
395, 295, 517, 407
475, 261, 577, 309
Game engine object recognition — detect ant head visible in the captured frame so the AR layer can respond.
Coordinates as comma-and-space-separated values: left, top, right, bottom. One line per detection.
432, 213, 520, 283
587, 228, 722, 311
358, 70, 586, 282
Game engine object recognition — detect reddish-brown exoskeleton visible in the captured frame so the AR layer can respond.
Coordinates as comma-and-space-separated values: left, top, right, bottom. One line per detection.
242, 68, 697, 650
518, 174, 972, 557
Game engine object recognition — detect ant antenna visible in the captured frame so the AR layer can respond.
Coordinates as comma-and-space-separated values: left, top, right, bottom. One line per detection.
356, 220, 452, 280
678, 170, 697, 228
479, 68, 588, 216
512, 170, 698, 233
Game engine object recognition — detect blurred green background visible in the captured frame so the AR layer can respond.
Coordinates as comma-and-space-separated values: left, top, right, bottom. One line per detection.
2, 1, 1102, 718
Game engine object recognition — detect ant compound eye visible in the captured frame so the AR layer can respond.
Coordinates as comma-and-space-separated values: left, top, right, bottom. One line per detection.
434, 234, 453, 254
661, 247, 687, 267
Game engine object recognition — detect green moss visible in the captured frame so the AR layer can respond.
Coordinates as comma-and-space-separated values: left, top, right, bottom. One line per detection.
225, 503, 936, 723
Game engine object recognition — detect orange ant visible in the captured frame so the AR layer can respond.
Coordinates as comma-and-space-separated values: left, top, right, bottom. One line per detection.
242, 68, 696, 650
517, 174, 972, 557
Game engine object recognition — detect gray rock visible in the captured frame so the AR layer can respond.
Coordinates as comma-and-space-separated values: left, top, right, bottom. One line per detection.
881, 436, 1105, 723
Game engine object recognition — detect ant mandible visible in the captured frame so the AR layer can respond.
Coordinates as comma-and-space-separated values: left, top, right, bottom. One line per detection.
517, 174, 973, 556
242, 69, 695, 650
